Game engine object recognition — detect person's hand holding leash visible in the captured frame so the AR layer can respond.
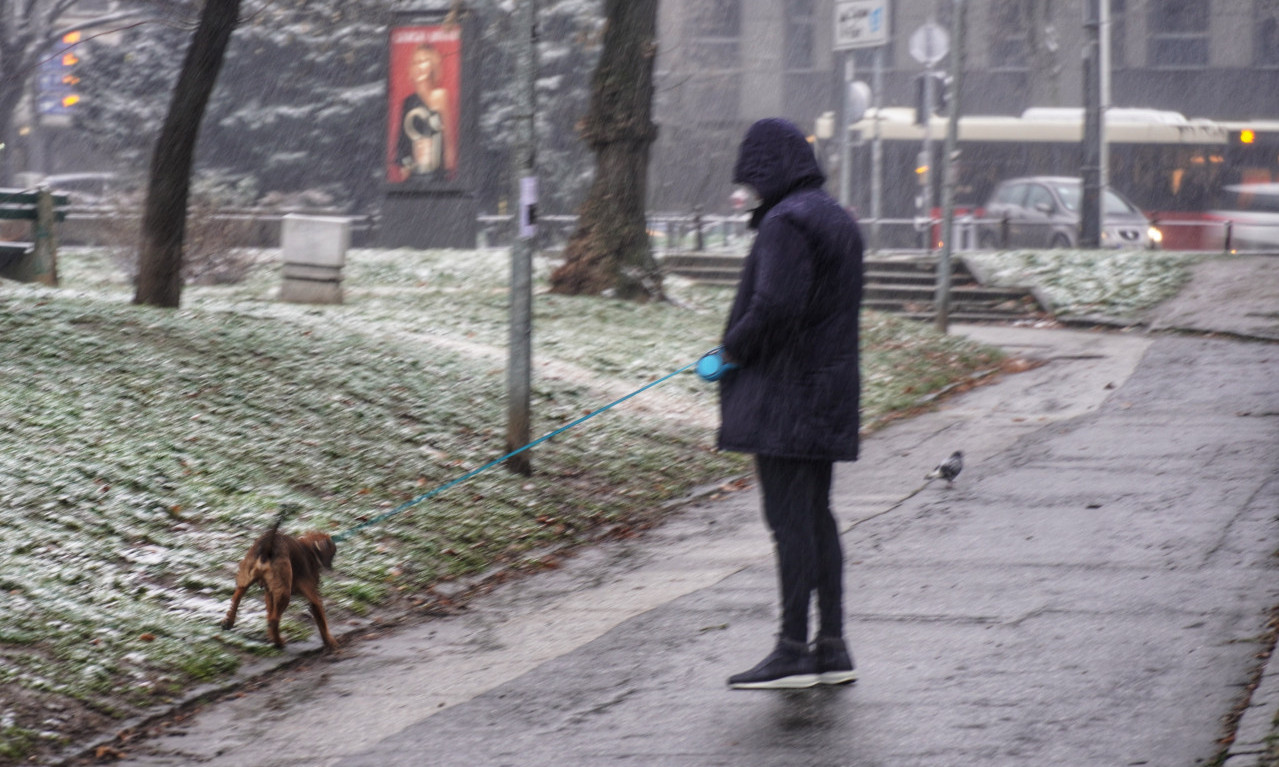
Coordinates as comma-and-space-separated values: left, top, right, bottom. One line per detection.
696, 347, 739, 382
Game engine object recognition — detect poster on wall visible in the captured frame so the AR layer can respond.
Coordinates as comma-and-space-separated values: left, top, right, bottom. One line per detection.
386, 24, 462, 185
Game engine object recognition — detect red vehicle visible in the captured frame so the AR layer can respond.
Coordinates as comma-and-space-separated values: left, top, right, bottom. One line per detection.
848, 108, 1279, 250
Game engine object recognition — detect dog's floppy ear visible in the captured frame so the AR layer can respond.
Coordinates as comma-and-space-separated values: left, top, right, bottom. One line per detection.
314, 537, 336, 569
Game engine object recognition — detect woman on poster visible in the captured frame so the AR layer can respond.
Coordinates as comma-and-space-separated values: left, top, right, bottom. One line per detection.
396, 43, 454, 181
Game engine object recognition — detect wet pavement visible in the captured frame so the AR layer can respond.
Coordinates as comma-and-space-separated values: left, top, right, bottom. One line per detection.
99, 257, 1279, 767
1145, 255, 1279, 341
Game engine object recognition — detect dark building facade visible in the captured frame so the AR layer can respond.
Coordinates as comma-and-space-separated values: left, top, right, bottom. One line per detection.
651, 0, 1279, 213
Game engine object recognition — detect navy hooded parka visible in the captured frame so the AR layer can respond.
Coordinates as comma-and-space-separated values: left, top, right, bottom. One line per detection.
718, 118, 864, 461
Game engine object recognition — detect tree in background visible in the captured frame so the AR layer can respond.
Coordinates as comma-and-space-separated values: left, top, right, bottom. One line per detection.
79, 0, 389, 214
79, 0, 600, 218
549, 0, 661, 300
134, 0, 242, 308
479, 0, 603, 215
0, 0, 142, 185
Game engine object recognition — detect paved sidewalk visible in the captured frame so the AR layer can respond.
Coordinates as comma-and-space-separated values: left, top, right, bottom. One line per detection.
1145, 254, 1279, 341
108, 321, 1279, 767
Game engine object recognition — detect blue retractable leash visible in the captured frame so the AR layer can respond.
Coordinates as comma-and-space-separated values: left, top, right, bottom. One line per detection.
332, 348, 735, 543
695, 347, 739, 382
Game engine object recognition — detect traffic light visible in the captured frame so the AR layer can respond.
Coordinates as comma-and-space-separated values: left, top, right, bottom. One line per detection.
1234, 129, 1256, 145
60, 32, 82, 108
36, 32, 82, 118
915, 149, 930, 186
914, 72, 951, 125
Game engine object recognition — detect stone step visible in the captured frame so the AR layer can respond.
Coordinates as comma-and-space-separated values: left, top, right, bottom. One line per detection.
864, 283, 1033, 302
661, 253, 745, 270
659, 251, 1045, 321
881, 309, 1051, 324
863, 295, 1043, 315
864, 271, 978, 287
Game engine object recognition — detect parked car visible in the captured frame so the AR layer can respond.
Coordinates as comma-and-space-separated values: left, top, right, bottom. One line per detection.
978, 176, 1159, 249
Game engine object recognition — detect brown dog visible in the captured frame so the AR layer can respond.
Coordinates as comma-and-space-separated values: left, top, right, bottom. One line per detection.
221, 515, 338, 650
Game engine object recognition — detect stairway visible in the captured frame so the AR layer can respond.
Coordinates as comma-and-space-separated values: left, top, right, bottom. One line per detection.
660, 252, 746, 285
661, 252, 1047, 323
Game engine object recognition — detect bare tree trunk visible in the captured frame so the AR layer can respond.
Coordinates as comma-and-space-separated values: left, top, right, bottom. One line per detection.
0, 71, 26, 184
133, 0, 241, 308
549, 0, 661, 301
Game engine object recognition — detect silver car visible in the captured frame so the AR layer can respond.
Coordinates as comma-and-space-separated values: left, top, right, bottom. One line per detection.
979, 176, 1159, 249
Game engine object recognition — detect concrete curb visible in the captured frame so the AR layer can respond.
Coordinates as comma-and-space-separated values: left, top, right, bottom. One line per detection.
1223, 621, 1279, 766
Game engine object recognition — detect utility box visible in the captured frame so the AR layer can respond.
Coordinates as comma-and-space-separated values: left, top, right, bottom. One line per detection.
279, 214, 350, 304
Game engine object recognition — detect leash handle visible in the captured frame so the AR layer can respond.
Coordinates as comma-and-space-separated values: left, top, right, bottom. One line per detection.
696, 347, 738, 382
333, 360, 697, 542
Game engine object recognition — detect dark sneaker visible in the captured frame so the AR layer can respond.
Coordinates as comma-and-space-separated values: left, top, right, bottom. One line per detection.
813, 636, 858, 685
727, 638, 819, 690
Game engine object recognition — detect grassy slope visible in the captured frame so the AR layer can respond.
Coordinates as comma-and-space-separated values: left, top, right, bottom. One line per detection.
0, 248, 1003, 762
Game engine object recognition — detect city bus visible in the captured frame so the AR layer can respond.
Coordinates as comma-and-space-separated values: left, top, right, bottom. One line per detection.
846, 107, 1279, 250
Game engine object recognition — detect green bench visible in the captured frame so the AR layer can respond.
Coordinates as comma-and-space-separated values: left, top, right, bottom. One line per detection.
0, 187, 70, 285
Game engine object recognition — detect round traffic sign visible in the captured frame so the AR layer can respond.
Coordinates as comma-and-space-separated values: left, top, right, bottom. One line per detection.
909, 21, 949, 66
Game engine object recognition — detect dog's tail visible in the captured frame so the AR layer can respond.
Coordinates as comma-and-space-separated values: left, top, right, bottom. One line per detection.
258, 503, 302, 562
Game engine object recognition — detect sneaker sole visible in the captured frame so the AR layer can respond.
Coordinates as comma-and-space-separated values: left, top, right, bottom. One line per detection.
818, 669, 858, 685
728, 673, 820, 690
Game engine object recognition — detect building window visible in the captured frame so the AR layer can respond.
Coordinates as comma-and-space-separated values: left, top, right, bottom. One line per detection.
1110, 0, 1127, 69
1148, 0, 1208, 68
1260, 0, 1279, 67
784, 0, 816, 71
991, 0, 1030, 70
688, 0, 742, 71
684, 0, 742, 125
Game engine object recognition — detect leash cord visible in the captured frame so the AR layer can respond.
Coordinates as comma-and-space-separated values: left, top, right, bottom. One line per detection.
332, 360, 697, 542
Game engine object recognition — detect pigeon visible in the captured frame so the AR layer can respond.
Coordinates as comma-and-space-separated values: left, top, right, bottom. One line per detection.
926, 451, 963, 486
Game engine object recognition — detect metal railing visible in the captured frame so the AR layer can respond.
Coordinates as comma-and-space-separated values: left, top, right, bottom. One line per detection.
477, 211, 751, 255
861, 215, 1279, 254
48, 206, 1279, 255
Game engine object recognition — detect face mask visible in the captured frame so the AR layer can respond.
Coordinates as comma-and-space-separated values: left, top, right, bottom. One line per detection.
731, 184, 762, 212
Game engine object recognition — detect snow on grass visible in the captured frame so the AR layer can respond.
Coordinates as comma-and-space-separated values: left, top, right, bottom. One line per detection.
0, 247, 1002, 762
966, 248, 1205, 319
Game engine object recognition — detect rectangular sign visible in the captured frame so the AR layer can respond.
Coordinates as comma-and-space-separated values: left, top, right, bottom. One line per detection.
386, 25, 462, 184
834, 0, 890, 50
519, 176, 538, 239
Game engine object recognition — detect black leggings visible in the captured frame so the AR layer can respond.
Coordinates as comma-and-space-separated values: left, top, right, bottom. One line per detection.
755, 455, 844, 644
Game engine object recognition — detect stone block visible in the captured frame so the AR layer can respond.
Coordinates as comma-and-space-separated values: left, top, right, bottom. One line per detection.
279, 214, 350, 305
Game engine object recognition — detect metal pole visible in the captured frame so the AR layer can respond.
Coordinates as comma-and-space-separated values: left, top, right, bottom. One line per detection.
871, 46, 884, 252
1098, 0, 1110, 194
507, 0, 536, 475
1080, 0, 1102, 248
839, 52, 854, 208
936, 0, 964, 334
921, 70, 935, 250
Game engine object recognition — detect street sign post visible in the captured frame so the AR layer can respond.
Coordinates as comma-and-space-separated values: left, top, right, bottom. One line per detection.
834, 0, 889, 244
835, 0, 889, 51
909, 21, 950, 250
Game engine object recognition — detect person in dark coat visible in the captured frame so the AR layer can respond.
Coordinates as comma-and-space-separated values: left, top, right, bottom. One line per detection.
718, 118, 864, 690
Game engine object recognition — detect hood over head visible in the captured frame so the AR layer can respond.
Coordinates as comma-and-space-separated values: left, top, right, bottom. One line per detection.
732, 118, 826, 228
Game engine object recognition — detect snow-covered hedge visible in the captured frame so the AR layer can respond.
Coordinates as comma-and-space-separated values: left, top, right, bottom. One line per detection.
966, 249, 1204, 319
